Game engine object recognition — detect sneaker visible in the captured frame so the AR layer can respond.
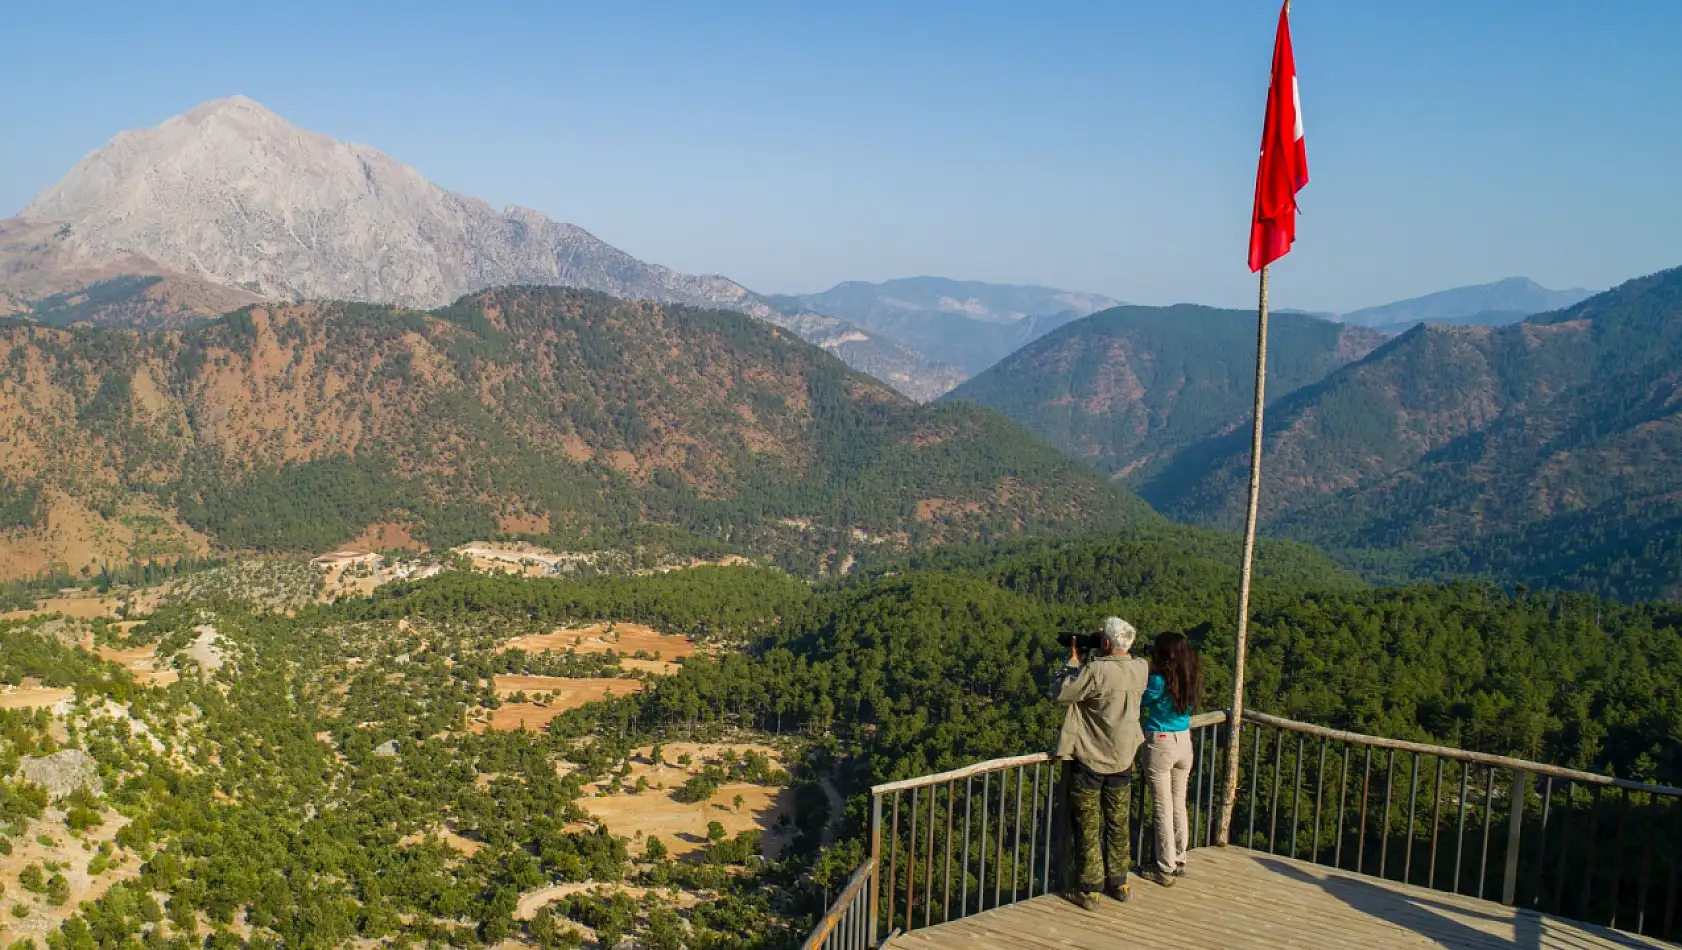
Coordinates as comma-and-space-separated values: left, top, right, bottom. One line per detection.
1104, 882, 1131, 904
1173, 865, 1187, 878
1139, 868, 1176, 888
1065, 891, 1103, 912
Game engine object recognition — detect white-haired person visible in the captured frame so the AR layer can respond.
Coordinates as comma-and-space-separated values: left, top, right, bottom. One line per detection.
1051, 616, 1150, 911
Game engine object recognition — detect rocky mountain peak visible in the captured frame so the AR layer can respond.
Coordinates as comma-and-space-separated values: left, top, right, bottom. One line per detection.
181, 94, 279, 123
5, 97, 965, 399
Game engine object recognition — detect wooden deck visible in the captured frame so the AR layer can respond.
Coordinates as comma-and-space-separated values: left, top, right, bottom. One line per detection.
885, 848, 1671, 950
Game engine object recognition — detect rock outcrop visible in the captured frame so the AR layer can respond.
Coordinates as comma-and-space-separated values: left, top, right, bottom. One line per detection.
17, 749, 103, 799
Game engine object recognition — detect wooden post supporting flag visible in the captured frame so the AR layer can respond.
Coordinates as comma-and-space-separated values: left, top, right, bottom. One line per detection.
1217, 0, 1307, 847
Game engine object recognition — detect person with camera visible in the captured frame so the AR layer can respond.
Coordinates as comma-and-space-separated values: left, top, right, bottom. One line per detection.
1051, 616, 1149, 911
1137, 631, 1204, 887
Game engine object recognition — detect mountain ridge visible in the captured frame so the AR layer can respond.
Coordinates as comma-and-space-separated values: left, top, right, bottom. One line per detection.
0, 285, 1149, 579
1146, 265, 1682, 600
773, 277, 1120, 376
7, 96, 964, 400
1337, 276, 1595, 329
943, 304, 1386, 482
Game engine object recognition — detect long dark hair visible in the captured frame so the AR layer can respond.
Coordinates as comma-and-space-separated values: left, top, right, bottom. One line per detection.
1149, 632, 1204, 714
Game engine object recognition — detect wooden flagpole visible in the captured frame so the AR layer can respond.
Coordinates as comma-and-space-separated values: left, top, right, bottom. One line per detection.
1216, 261, 1270, 846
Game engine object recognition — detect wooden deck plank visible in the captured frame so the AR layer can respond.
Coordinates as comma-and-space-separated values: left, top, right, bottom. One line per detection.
883, 847, 1673, 950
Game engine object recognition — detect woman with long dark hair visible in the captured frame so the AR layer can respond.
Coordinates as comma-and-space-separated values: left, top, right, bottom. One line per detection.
1138, 631, 1203, 886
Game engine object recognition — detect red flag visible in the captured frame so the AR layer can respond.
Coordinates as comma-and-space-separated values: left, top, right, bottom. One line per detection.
1248, 2, 1308, 273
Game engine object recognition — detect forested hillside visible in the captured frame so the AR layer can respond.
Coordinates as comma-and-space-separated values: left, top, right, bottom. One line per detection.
3, 529, 1678, 949
0, 286, 1148, 578
944, 305, 1383, 481
1143, 265, 1682, 600
435, 531, 1680, 792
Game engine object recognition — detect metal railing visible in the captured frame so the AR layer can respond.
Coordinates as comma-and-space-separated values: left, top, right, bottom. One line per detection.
1234, 710, 1682, 942
803, 712, 1228, 949
804, 709, 1682, 948
805, 859, 875, 950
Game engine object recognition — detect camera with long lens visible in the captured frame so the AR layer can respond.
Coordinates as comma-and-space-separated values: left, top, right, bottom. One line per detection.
1056, 631, 1106, 651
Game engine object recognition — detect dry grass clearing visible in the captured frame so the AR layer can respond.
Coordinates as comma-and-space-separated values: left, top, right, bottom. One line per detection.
475, 677, 649, 732
0, 686, 74, 710
586, 783, 795, 860
399, 825, 484, 858
515, 883, 699, 921
0, 809, 137, 944
503, 622, 698, 677
1, 582, 171, 624
2, 593, 118, 622
319, 557, 382, 600
579, 741, 796, 859
87, 641, 178, 686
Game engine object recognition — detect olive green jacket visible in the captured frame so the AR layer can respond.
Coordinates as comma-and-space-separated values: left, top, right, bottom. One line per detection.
1051, 653, 1150, 775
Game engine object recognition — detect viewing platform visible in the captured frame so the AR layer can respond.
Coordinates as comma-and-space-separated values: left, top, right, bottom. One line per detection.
884, 846, 1668, 950
804, 710, 1682, 950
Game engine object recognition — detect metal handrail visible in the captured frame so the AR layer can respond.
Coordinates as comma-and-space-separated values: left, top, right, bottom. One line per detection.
872, 753, 1051, 797
803, 708, 1682, 947
807, 712, 1235, 949
1245, 710, 1682, 797
802, 858, 875, 950
1235, 709, 1682, 940
871, 712, 1231, 797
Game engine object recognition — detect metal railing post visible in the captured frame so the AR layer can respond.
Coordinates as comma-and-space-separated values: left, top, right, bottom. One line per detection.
1503, 769, 1527, 905
869, 792, 882, 944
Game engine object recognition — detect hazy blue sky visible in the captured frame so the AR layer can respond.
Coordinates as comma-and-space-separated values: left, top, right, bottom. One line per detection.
3, 1, 1679, 312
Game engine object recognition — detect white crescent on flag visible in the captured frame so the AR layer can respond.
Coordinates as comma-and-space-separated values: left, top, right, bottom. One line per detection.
1292, 76, 1304, 141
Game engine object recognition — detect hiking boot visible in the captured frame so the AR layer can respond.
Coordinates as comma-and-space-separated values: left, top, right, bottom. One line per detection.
1105, 882, 1131, 903
1139, 868, 1176, 888
1064, 891, 1103, 912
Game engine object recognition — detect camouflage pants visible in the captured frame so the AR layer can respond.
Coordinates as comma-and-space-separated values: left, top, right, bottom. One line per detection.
1066, 762, 1132, 893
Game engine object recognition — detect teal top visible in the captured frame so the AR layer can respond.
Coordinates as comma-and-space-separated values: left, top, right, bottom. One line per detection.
1141, 673, 1191, 733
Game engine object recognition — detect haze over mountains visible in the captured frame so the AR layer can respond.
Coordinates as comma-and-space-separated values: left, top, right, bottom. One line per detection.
1337, 277, 1595, 334
6, 93, 1673, 600
4, 96, 963, 399
771, 278, 1118, 376
950, 267, 1682, 601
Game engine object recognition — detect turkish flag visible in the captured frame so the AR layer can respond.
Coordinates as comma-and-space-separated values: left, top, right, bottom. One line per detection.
1248, 2, 1308, 273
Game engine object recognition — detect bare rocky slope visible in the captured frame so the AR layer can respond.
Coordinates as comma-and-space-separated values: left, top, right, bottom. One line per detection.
7, 96, 961, 399
0, 285, 1149, 579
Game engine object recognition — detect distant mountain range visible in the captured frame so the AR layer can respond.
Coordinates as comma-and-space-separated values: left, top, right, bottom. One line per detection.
943, 306, 1384, 481
951, 268, 1682, 601
2, 96, 963, 399
1337, 277, 1595, 332
784, 277, 1119, 326
0, 286, 1148, 578
771, 277, 1120, 376
1364, 309, 1532, 336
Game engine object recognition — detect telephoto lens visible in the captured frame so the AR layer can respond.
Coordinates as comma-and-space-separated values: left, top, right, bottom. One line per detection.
1056, 631, 1106, 651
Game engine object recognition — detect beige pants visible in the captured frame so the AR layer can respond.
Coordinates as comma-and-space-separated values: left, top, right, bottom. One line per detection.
1145, 730, 1193, 874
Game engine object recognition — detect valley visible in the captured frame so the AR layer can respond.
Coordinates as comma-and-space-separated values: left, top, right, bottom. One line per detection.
944, 267, 1682, 602
0, 18, 1675, 948
0, 530, 1675, 949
